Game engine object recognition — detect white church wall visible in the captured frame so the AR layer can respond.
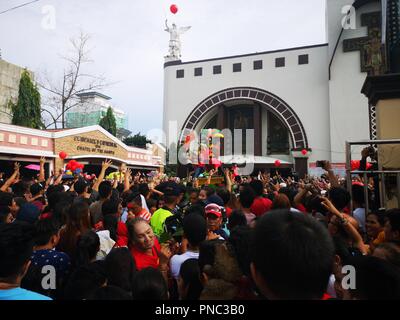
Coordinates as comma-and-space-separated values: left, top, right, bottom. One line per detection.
163, 45, 331, 165
328, 1, 381, 163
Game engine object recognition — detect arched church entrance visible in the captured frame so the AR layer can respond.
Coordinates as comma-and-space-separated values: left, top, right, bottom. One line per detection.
179, 87, 310, 177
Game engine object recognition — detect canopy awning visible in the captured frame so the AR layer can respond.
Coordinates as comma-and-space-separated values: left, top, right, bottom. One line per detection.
218, 155, 292, 165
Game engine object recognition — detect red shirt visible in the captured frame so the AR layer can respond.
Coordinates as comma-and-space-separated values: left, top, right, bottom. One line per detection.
116, 222, 128, 247
225, 207, 233, 218
250, 197, 272, 217
296, 204, 307, 213
130, 237, 161, 271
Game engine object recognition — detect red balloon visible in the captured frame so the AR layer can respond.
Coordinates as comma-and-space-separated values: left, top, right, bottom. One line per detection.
301, 149, 307, 156
59, 151, 67, 159
274, 160, 281, 167
170, 4, 178, 14
351, 160, 360, 171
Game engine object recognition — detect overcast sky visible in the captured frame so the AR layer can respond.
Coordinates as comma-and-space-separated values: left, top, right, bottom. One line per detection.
0, 0, 326, 136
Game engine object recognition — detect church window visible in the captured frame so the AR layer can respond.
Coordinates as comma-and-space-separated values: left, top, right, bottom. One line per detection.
275, 57, 285, 68
213, 65, 222, 74
194, 67, 203, 76
254, 60, 263, 70
298, 54, 309, 65
233, 63, 242, 72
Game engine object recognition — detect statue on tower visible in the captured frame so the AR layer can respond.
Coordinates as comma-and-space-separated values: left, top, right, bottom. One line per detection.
164, 19, 191, 62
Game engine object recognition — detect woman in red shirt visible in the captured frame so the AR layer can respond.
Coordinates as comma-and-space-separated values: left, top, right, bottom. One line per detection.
126, 217, 171, 272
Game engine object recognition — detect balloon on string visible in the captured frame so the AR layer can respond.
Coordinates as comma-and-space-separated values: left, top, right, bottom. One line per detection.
59, 151, 67, 159
274, 160, 281, 167
301, 149, 308, 156
170, 4, 178, 14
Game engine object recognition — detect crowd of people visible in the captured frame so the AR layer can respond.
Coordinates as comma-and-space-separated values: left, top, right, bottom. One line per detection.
0, 149, 400, 300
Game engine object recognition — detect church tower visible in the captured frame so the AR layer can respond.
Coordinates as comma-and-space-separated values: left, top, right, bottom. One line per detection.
326, 0, 384, 163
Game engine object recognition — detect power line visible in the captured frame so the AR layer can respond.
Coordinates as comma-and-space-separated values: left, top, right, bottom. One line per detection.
0, 0, 41, 15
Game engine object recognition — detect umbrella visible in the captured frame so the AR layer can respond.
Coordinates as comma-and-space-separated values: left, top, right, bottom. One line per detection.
25, 164, 40, 171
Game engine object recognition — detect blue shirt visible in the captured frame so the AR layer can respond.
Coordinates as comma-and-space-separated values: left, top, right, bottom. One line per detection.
0, 287, 52, 300
31, 249, 71, 279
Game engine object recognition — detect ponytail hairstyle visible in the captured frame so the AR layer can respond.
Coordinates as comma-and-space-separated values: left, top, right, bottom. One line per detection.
75, 230, 100, 267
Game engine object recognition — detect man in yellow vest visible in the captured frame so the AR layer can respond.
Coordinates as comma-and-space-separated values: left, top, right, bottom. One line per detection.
150, 186, 180, 237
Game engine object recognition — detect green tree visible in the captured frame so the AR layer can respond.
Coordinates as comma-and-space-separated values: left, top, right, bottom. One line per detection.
123, 133, 152, 149
99, 107, 117, 136
11, 70, 43, 129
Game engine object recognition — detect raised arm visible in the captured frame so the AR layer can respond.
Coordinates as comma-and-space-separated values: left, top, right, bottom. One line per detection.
323, 161, 339, 188
322, 198, 369, 255
0, 162, 20, 192
224, 168, 232, 193
39, 157, 46, 183
92, 160, 112, 192
124, 168, 132, 192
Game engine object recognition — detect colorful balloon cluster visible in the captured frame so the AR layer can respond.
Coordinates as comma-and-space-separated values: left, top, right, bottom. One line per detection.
65, 160, 85, 175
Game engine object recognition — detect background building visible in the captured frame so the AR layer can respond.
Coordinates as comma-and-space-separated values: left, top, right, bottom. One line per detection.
0, 58, 30, 124
163, 0, 390, 177
66, 91, 128, 132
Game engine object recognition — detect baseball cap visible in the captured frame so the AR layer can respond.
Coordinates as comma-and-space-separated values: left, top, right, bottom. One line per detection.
205, 203, 222, 218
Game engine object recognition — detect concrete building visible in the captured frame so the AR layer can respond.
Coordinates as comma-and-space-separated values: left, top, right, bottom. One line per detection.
0, 59, 29, 124
66, 92, 128, 131
163, 0, 389, 177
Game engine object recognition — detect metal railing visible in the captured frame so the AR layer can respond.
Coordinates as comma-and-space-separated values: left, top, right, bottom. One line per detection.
346, 139, 400, 214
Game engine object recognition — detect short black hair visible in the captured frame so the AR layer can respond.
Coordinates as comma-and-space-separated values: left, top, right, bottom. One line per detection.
30, 183, 44, 197
74, 179, 88, 195
368, 209, 386, 227
227, 210, 247, 231
216, 187, 231, 205
0, 191, 13, 207
0, 206, 11, 223
251, 210, 334, 299
328, 187, 351, 211
75, 230, 100, 268
203, 186, 215, 198
348, 255, 400, 299
183, 213, 207, 247
238, 186, 256, 209
386, 209, 400, 233
249, 180, 264, 197
11, 181, 29, 197
102, 199, 120, 216
352, 184, 366, 205
64, 261, 107, 300
99, 181, 112, 199
34, 218, 60, 246
132, 268, 168, 300
0, 222, 35, 279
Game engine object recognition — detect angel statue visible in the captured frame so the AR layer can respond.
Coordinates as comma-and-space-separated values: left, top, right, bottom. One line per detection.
165, 19, 191, 61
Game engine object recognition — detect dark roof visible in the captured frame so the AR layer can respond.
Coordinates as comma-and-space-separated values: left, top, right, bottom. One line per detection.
76, 92, 112, 100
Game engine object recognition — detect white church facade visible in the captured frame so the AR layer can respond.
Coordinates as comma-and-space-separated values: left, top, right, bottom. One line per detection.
163, 0, 387, 177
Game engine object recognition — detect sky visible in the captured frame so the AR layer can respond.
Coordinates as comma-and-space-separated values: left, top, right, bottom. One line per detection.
0, 0, 326, 136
